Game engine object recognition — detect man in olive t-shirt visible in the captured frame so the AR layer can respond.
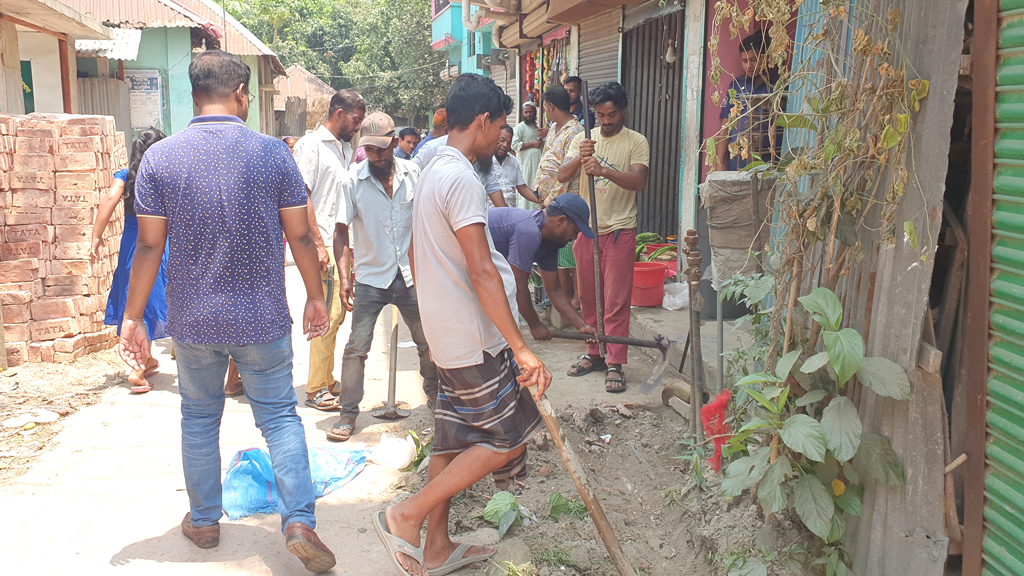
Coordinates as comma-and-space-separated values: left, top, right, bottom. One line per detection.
558, 82, 649, 393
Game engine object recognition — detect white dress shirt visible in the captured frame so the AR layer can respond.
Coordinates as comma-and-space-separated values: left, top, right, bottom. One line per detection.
292, 125, 353, 245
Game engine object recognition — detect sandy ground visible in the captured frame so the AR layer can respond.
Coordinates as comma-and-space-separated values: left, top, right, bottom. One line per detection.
0, 263, 774, 576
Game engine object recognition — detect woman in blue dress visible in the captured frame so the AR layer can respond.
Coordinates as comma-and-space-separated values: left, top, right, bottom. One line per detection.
91, 128, 168, 393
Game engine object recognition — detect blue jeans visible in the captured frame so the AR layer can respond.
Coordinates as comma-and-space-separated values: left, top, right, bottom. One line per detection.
174, 334, 316, 532
339, 273, 439, 417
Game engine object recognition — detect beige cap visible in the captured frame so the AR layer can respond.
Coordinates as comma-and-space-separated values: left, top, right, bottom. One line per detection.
359, 112, 395, 149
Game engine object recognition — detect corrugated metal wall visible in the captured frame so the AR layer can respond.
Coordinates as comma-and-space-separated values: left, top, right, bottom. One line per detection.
620, 10, 683, 237
76, 78, 130, 134
983, 4, 1024, 574
578, 13, 620, 87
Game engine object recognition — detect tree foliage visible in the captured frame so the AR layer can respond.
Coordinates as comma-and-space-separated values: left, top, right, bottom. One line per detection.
226, 0, 449, 122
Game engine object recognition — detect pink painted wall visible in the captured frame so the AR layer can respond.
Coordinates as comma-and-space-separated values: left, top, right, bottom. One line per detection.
699, 2, 796, 180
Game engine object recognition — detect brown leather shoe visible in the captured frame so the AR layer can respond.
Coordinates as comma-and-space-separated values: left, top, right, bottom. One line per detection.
180, 512, 220, 549
284, 522, 336, 573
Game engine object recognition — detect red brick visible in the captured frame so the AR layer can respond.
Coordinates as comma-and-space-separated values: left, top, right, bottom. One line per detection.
5, 323, 30, 342
54, 172, 95, 191
3, 304, 30, 324
58, 137, 102, 154
53, 333, 87, 353
43, 274, 88, 287
44, 284, 89, 296
15, 137, 54, 154
13, 154, 54, 172
4, 208, 50, 226
0, 291, 33, 306
39, 341, 54, 362
0, 190, 11, 208
64, 125, 101, 137
51, 207, 93, 225
0, 259, 41, 283
10, 172, 54, 190
31, 297, 80, 320
0, 280, 43, 297
27, 342, 41, 362
54, 153, 98, 172
11, 188, 54, 208
55, 190, 97, 206
48, 259, 91, 276
52, 241, 91, 260
30, 317, 77, 341
53, 347, 87, 363
0, 171, 8, 190
54, 225, 92, 244
6, 341, 27, 366
2, 241, 44, 261
16, 127, 58, 139
4, 224, 52, 243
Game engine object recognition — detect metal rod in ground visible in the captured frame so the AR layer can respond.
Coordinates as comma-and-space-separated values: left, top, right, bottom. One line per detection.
534, 396, 632, 576
548, 331, 667, 349
717, 297, 724, 393
580, 80, 606, 358
387, 304, 398, 405
685, 230, 705, 441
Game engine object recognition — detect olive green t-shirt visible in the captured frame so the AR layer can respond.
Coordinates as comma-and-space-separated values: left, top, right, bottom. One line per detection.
568, 127, 650, 234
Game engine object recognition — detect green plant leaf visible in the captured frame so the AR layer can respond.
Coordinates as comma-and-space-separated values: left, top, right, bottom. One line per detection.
758, 454, 792, 515
815, 452, 840, 485
776, 350, 801, 381
798, 287, 843, 331
896, 113, 910, 134
777, 386, 791, 413
745, 388, 782, 415
776, 113, 819, 132
722, 448, 772, 497
796, 389, 829, 407
548, 492, 570, 520
794, 475, 835, 541
904, 221, 919, 250
780, 414, 828, 462
854, 434, 906, 486
820, 396, 862, 462
835, 483, 864, 516
824, 328, 864, 385
483, 491, 518, 525
856, 357, 912, 400
827, 506, 846, 542
729, 557, 768, 576
801, 352, 831, 374
736, 372, 783, 386
498, 508, 519, 538
841, 461, 860, 485
740, 159, 767, 171
879, 125, 900, 150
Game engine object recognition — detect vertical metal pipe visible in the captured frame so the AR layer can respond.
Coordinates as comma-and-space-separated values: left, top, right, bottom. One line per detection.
581, 81, 606, 357
387, 304, 399, 408
717, 298, 724, 392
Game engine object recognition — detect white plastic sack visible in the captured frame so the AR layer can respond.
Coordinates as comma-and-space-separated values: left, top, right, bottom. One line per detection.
368, 432, 417, 470
662, 283, 689, 311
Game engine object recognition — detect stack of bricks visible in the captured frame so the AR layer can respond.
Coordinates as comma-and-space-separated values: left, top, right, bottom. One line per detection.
0, 114, 129, 366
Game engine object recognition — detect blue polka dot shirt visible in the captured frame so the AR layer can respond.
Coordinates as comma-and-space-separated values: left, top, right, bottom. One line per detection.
134, 115, 308, 345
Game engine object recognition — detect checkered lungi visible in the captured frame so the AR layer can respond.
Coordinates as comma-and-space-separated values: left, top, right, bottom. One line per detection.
558, 241, 576, 269
433, 348, 542, 488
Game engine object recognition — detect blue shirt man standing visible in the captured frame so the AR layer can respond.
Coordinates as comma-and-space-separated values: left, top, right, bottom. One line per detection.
715, 30, 781, 171
119, 50, 337, 574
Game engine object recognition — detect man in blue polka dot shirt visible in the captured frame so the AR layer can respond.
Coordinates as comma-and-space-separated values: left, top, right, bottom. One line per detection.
119, 50, 337, 573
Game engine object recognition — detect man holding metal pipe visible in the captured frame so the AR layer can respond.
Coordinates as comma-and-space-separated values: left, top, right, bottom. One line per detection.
557, 81, 650, 393
326, 111, 439, 442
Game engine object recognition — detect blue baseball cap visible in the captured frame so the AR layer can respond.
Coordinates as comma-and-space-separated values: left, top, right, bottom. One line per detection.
548, 194, 595, 238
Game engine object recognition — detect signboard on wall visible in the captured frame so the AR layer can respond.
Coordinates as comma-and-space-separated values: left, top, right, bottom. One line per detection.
124, 70, 163, 129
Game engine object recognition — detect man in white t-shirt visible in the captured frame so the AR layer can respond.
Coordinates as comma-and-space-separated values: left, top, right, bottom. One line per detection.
291, 89, 365, 410
373, 74, 552, 576
493, 125, 541, 207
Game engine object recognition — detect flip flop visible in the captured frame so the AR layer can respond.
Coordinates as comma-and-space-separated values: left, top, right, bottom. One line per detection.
373, 510, 423, 576
326, 417, 355, 442
426, 543, 495, 576
129, 383, 152, 394
143, 359, 160, 377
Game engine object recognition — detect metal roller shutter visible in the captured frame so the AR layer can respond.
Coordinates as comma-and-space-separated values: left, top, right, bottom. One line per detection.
984, 3, 1024, 574
578, 12, 620, 87
491, 58, 518, 125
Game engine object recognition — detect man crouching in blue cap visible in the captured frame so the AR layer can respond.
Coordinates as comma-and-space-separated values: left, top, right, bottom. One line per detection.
488, 193, 599, 342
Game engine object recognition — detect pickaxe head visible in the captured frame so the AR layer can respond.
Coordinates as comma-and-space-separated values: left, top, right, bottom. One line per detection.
640, 335, 672, 395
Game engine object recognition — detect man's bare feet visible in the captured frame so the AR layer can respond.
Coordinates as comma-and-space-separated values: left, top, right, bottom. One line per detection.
384, 505, 424, 575
128, 369, 151, 393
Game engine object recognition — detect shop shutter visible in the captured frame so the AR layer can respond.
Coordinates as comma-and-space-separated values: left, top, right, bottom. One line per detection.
578, 12, 620, 87
984, 3, 1024, 575
491, 59, 518, 125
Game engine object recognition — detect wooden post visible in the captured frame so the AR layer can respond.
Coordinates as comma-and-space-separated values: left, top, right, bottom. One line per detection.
57, 37, 72, 113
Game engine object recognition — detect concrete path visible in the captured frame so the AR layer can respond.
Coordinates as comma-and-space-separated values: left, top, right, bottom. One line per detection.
0, 264, 655, 575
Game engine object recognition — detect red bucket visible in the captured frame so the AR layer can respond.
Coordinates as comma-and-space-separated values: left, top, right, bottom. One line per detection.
632, 262, 672, 307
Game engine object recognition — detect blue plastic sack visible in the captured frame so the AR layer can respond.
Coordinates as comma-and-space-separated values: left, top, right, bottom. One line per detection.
222, 446, 368, 520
